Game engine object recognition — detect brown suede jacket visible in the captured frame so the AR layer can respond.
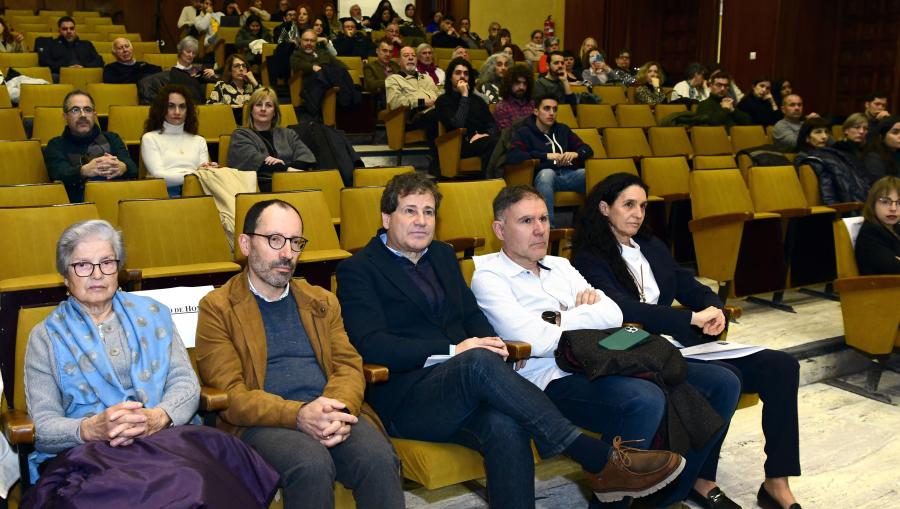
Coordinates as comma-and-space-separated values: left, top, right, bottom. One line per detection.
195, 270, 367, 436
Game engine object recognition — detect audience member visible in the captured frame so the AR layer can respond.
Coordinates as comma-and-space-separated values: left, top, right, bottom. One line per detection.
142, 84, 215, 196
415, 43, 444, 85
386, 45, 441, 144
863, 92, 891, 139
458, 18, 483, 49
103, 37, 162, 84
424, 10, 442, 33
333, 18, 373, 58
491, 28, 525, 61
277, 5, 312, 44
364, 39, 400, 110
346, 4, 370, 31
855, 176, 900, 275
474, 184, 742, 508
431, 17, 465, 49
708, 66, 743, 102
229, 87, 315, 191
273, 7, 297, 41
533, 51, 575, 106
0, 16, 24, 52
244, 0, 271, 23
581, 50, 610, 86
634, 61, 667, 105
382, 22, 404, 57
311, 17, 337, 55
576, 37, 599, 75
369, 1, 397, 28
235, 14, 273, 68
772, 94, 819, 151
696, 72, 752, 127
400, 4, 425, 39
196, 199, 406, 509
833, 113, 869, 157
223, 1, 242, 18
536, 37, 559, 75
323, 2, 342, 35
606, 49, 637, 86
436, 57, 498, 170
169, 36, 218, 103
25, 220, 279, 507
561, 51, 581, 83
737, 76, 782, 126
177, 0, 204, 38
573, 172, 802, 509
796, 115, 869, 205
772, 78, 792, 107
192, 0, 226, 50
335, 172, 686, 507
493, 64, 534, 129
508, 95, 592, 226
475, 52, 510, 104
41, 16, 103, 75
44, 90, 137, 202
370, 6, 395, 31
451, 46, 479, 82
207, 53, 260, 123
270, 0, 292, 22
484, 22, 502, 54
289, 28, 350, 118
523, 30, 545, 70
794, 117, 831, 158
670, 62, 709, 103
861, 115, 900, 185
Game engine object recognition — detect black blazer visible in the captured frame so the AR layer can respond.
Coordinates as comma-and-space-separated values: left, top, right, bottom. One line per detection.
335, 233, 495, 422
572, 235, 721, 347
855, 220, 900, 275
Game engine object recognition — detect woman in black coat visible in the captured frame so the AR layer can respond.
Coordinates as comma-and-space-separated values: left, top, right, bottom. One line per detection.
855, 175, 900, 274
571, 173, 803, 509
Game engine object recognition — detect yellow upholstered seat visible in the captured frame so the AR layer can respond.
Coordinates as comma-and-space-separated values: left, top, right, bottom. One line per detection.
59, 66, 104, 89
691, 126, 733, 156
107, 105, 150, 145
436, 179, 507, 256
131, 41, 161, 59
603, 127, 652, 159
84, 179, 169, 226
730, 125, 768, 153
272, 170, 345, 225
576, 104, 617, 129
19, 83, 73, 118
592, 85, 628, 106
0, 182, 68, 207
435, 124, 483, 179
585, 158, 638, 192
86, 83, 139, 116
0, 107, 27, 141
142, 53, 178, 68
572, 128, 607, 158
339, 186, 384, 253
615, 104, 655, 128
30, 106, 67, 146
379, 106, 428, 165
352, 166, 414, 187
692, 155, 737, 170
0, 52, 39, 70
556, 103, 578, 128
653, 103, 687, 124
197, 104, 238, 143
0, 140, 50, 184
648, 126, 693, 158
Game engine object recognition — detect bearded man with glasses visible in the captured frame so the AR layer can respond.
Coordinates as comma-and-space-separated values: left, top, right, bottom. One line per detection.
196, 199, 404, 509
44, 89, 137, 202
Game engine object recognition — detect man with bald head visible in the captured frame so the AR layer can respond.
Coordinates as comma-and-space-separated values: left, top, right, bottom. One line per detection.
103, 37, 163, 84
772, 93, 820, 151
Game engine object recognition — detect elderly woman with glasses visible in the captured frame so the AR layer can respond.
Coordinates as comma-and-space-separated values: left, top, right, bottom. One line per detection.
23, 220, 279, 508
228, 87, 316, 191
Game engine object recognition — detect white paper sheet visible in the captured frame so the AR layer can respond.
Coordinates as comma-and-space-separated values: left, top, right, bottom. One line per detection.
132, 286, 215, 348
424, 354, 452, 367
678, 341, 765, 361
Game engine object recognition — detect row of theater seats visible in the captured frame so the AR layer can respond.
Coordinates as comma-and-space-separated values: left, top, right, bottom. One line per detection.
0, 43, 162, 69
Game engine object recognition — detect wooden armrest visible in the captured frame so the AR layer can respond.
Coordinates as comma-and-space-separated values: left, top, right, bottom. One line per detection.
828, 201, 863, 214
445, 237, 485, 257
363, 363, 389, 384
378, 106, 407, 123
199, 386, 229, 412
834, 275, 900, 293
723, 305, 742, 321
503, 341, 531, 361
1, 409, 34, 445
688, 212, 753, 232
436, 127, 466, 144
771, 207, 810, 219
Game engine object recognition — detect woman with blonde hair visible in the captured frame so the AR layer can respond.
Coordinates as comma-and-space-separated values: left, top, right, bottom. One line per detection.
577, 36, 598, 74
634, 61, 667, 106
227, 87, 315, 191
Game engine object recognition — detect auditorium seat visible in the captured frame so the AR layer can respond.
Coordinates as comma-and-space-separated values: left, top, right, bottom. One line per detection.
648, 126, 693, 158
352, 166, 414, 187
84, 179, 169, 226
0, 140, 50, 184
436, 179, 507, 256
653, 103, 688, 125
197, 104, 238, 143
592, 85, 628, 106
503, 159, 585, 215
339, 186, 384, 253
30, 106, 67, 146
615, 104, 656, 128
272, 169, 345, 225
692, 155, 738, 170
555, 103, 578, 128
585, 158, 639, 192
87, 83, 139, 116
730, 125, 769, 153
576, 104, 617, 129
435, 124, 483, 179
141, 53, 178, 68
107, 105, 150, 145
690, 126, 733, 156
0, 86, 11, 109
603, 127, 652, 160
571, 128, 607, 158
379, 106, 428, 165
18, 83, 73, 119
0, 182, 68, 207
0, 52, 39, 70
0, 108, 27, 141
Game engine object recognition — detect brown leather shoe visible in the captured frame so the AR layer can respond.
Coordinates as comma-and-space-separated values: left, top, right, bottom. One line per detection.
585, 436, 686, 503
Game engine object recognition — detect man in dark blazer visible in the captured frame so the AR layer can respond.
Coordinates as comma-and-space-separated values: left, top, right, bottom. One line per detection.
364, 39, 400, 110
335, 172, 686, 506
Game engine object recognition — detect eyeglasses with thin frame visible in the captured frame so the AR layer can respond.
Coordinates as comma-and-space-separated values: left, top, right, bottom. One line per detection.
249, 233, 308, 252
876, 196, 900, 207
232, 62, 248, 69
66, 106, 95, 115
70, 259, 119, 277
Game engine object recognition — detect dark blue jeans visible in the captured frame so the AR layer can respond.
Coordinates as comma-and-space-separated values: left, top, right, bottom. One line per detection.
388, 348, 591, 509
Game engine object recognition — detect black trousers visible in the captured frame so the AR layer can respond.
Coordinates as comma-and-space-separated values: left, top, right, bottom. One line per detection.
700, 348, 801, 479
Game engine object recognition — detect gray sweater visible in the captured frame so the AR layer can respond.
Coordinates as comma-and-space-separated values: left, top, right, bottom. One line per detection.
24, 314, 200, 454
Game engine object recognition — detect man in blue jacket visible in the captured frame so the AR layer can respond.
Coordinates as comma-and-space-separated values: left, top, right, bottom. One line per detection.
40, 16, 104, 76
507, 94, 593, 226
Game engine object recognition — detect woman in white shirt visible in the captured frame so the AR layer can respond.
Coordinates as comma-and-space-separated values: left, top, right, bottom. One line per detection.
141, 84, 217, 196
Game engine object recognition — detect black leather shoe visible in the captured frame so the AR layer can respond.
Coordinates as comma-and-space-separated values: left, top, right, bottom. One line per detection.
687, 487, 741, 509
757, 483, 802, 509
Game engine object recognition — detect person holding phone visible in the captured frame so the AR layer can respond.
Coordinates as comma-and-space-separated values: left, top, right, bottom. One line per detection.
581, 50, 610, 86
634, 61, 667, 106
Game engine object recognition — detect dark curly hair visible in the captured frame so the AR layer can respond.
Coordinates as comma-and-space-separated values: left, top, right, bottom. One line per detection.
500, 63, 533, 101
443, 57, 473, 94
143, 84, 199, 135
572, 172, 651, 300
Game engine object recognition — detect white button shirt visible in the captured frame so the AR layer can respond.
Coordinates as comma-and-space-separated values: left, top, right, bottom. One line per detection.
471, 251, 623, 390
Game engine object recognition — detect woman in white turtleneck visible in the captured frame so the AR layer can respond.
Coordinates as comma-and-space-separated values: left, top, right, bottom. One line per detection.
140, 83, 217, 196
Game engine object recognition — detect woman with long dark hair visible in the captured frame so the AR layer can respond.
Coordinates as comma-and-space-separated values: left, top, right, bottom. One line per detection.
0, 16, 24, 53
572, 173, 803, 509
856, 175, 900, 274
861, 115, 900, 186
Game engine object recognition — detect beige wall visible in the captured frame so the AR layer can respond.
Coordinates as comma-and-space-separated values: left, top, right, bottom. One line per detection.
469, 0, 565, 52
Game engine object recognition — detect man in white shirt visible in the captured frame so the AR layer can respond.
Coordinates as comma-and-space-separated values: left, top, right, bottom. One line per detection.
472, 185, 744, 508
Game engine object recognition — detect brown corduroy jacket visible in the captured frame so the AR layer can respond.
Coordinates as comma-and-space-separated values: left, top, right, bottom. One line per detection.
195, 270, 368, 436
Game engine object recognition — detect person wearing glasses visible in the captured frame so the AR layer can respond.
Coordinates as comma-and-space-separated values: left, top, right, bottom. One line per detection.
196, 200, 405, 509
228, 87, 316, 191
43, 90, 137, 202
24, 219, 280, 507
856, 176, 900, 275
207, 53, 262, 124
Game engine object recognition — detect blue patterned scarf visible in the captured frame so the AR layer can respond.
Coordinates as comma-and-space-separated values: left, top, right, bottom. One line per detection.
29, 291, 174, 479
